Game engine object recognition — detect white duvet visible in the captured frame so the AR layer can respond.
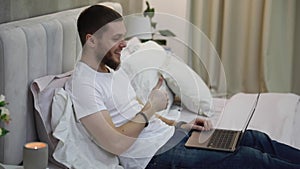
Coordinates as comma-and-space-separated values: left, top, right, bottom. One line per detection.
178, 93, 300, 149
52, 89, 300, 168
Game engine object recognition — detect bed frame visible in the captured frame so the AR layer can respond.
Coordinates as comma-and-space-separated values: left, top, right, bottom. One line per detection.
0, 2, 122, 166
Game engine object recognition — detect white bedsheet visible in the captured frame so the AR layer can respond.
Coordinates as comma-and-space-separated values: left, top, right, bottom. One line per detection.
178, 93, 300, 149
52, 91, 300, 168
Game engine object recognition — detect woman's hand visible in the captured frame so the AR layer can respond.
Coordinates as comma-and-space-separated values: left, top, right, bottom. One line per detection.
181, 118, 213, 131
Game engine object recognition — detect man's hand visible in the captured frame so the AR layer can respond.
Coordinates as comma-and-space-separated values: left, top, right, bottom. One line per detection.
181, 118, 213, 131
147, 76, 169, 112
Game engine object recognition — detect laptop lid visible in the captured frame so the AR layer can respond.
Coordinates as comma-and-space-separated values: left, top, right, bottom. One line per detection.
241, 93, 261, 132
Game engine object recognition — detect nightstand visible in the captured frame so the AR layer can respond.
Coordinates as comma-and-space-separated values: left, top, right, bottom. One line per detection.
0, 163, 23, 169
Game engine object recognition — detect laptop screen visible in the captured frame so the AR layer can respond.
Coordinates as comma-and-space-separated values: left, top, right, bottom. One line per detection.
242, 93, 261, 132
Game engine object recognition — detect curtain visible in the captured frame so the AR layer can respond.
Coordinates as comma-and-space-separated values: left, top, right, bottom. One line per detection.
188, 0, 299, 96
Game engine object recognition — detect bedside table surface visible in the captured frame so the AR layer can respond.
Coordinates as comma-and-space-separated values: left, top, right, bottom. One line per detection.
0, 163, 52, 169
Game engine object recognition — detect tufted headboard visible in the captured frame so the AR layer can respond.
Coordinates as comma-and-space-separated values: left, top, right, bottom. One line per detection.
0, 2, 122, 165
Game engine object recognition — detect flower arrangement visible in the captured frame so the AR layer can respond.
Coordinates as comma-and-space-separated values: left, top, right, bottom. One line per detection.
0, 95, 11, 137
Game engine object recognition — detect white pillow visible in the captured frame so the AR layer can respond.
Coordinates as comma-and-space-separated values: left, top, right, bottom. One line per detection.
159, 54, 213, 117
121, 40, 213, 117
120, 40, 175, 117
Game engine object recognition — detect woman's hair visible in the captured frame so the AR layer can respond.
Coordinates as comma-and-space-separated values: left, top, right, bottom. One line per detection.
77, 5, 123, 46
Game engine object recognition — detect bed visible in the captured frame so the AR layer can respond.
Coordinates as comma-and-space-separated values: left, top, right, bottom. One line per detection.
0, 2, 299, 169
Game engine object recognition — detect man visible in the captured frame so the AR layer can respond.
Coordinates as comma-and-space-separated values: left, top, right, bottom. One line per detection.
66, 4, 300, 169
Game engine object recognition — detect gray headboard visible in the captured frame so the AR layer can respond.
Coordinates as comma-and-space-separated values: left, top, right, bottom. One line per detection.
0, 2, 122, 165
0, 7, 81, 165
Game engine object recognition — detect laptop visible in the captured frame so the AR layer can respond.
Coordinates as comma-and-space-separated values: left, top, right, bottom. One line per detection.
185, 93, 261, 152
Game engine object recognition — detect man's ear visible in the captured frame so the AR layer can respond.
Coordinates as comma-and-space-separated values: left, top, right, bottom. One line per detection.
85, 34, 96, 47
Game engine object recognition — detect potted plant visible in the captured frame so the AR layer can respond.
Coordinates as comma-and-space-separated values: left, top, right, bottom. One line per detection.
143, 1, 175, 45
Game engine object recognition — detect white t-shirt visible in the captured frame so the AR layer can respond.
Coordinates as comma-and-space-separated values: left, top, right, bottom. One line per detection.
66, 62, 174, 169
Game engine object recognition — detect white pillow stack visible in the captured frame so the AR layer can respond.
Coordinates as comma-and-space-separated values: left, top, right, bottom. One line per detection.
121, 39, 213, 117
121, 40, 174, 117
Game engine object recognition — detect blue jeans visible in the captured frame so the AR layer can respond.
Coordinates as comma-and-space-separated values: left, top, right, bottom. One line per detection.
146, 129, 300, 169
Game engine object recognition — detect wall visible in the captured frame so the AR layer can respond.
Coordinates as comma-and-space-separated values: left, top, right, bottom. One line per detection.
0, 0, 142, 24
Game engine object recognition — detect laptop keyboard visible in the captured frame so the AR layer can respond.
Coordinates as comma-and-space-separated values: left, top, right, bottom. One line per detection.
208, 129, 236, 149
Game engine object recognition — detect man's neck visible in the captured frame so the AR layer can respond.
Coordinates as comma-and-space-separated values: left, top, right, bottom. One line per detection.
80, 55, 109, 73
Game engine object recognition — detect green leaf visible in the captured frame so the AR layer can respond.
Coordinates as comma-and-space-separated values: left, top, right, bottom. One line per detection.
149, 8, 155, 13
0, 101, 6, 107
0, 128, 9, 137
146, 1, 150, 9
1, 113, 7, 120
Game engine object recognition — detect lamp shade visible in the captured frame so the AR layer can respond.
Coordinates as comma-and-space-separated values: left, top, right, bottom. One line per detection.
124, 15, 152, 40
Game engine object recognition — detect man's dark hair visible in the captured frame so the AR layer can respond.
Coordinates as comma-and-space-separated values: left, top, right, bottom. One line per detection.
77, 5, 123, 46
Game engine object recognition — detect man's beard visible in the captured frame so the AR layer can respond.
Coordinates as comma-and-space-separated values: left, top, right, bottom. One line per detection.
101, 54, 120, 70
